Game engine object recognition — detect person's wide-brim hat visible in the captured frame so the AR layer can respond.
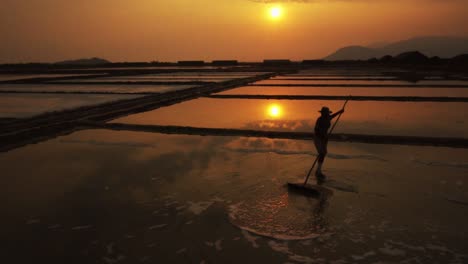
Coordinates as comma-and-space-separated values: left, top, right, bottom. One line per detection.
318, 107, 332, 113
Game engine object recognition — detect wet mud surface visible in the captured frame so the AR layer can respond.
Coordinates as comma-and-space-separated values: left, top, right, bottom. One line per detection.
1, 130, 467, 263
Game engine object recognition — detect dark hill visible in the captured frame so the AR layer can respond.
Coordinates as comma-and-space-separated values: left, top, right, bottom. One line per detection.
324, 46, 378, 61
393, 51, 429, 63
325, 36, 468, 61
55, 57, 111, 66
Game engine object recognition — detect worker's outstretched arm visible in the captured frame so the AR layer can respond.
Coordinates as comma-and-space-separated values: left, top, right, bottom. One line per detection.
330, 109, 345, 119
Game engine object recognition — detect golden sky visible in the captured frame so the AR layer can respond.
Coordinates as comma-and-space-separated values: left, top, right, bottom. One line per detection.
1, 0, 467, 63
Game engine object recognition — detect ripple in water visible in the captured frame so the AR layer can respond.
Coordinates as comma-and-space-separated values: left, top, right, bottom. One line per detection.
228, 192, 333, 240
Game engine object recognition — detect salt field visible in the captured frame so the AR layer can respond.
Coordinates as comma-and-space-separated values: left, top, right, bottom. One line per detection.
1, 66, 467, 264
111, 98, 468, 138
1, 129, 467, 263
136, 72, 266, 76
67, 77, 227, 83
272, 76, 399, 80
0, 93, 142, 118
0, 74, 100, 82
106, 73, 263, 77
0, 84, 198, 94
57, 72, 264, 84
216, 86, 468, 97
254, 79, 468, 86
3, 0, 468, 262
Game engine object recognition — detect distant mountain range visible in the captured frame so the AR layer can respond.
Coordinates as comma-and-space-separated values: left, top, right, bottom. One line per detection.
324, 36, 468, 61
55, 57, 110, 66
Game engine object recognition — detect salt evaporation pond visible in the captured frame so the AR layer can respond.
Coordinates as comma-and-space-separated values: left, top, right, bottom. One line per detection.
63, 78, 227, 83
61, 72, 264, 83
254, 79, 468, 86
103, 76, 235, 81
285, 70, 388, 76
0, 74, 99, 82
111, 98, 468, 138
144, 72, 267, 76
77, 66, 244, 70
216, 86, 468, 97
1, 129, 467, 263
0, 93, 142, 118
108, 72, 263, 77
273, 76, 399, 80
0, 84, 197, 94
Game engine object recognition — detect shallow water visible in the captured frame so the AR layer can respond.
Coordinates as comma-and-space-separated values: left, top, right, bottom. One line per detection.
103, 77, 236, 81
109, 72, 263, 77
286, 70, 389, 76
61, 72, 264, 83
0, 93, 142, 118
1, 129, 467, 263
255, 79, 468, 86
216, 86, 468, 97
0, 84, 197, 94
0, 74, 98, 81
111, 98, 468, 138
77, 66, 243, 70
60, 78, 226, 83
98, 77, 249, 82
141, 72, 267, 76
273, 76, 399, 80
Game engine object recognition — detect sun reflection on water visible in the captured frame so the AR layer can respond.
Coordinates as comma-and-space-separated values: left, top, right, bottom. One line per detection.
267, 103, 283, 118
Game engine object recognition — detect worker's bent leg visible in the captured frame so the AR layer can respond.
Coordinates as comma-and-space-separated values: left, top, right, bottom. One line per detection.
316, 153, 325, 174
314, 138, 327, 176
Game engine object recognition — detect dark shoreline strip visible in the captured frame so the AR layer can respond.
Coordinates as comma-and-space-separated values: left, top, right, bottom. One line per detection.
249, 84, 468, 88
206, 94, 468, 102
91, 123, 468, 149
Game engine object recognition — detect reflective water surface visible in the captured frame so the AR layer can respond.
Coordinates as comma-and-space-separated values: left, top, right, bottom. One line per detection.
61, 78, 227, 83
107, 72, 263, 77
70, 78, 229, 83
216, 86, 468, 97
0, 84, 197, 94
0, 74, 99, 81
287, 70, 386, 76
273, 76, 399, 80
0, 93, 142, 118
112, 98, 468, 138
62, 72, 264, 83
75, 66, 245, 70
142, 72, 267, 76
103, 77, 237, 81
255, 79, 468, 86
1, 129, 467, 263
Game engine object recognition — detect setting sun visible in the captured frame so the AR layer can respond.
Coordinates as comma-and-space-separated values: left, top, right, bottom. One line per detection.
269, 6, 283, 19
267, 104, 282, 118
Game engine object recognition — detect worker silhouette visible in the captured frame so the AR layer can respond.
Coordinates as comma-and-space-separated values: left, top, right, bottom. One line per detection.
314, 106, 345, 180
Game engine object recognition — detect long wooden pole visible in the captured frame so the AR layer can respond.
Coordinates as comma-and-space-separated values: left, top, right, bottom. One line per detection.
303, 99, 349, 185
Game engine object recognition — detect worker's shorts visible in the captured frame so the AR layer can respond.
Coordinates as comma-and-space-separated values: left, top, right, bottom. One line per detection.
314, 137, 328, 162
